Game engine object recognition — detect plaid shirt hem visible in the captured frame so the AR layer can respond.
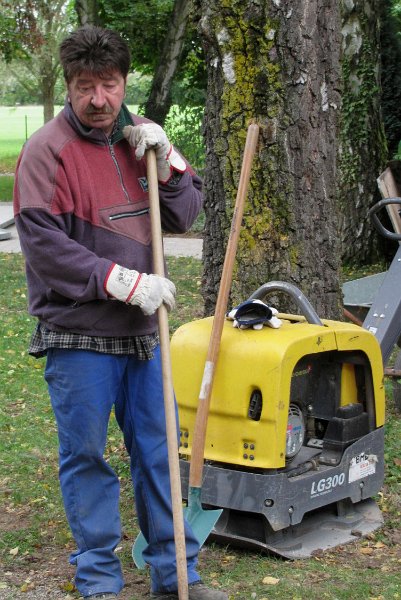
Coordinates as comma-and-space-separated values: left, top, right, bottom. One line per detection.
29, 323, 159, 360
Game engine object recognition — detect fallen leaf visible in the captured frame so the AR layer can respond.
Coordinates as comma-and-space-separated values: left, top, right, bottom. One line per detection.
60, 581, 75, 592
360, 547, 374, 555
221, 555, 236, 563
262, 576, 280, 585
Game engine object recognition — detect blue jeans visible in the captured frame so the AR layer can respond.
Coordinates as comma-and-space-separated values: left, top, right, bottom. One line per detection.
45, 347, 200, 597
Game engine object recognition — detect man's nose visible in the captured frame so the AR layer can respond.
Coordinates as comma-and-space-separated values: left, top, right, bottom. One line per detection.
91, 86, 107, 107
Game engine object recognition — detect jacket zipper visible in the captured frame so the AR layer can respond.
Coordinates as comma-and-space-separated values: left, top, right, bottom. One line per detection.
109, 208, 149, 221
108, 138, 131, 204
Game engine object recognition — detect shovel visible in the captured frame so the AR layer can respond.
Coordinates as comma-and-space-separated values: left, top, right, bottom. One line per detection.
138, 149, 189, 599
184, 122, 260, 541
133, 123, 260, 568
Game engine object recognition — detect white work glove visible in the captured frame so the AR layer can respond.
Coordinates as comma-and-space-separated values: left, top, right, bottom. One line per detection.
105, 264, 176, 316
123, 123, 186, 183
226, 299, 282, 330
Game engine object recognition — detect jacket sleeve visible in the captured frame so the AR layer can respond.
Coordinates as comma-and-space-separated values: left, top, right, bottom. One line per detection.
15, 208, 113, 303
158, 169, 203, 234
13, 135, 115, 303
128, 112, 203, 234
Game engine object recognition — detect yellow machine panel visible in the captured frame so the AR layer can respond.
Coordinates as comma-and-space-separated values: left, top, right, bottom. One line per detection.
171, 316, 385, 470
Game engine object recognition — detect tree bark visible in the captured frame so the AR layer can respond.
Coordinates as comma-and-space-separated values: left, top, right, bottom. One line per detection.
197, 0, 343, 319
39, 0, 65, 123
75, 0, 102, 26
339, 0, 388, 264
41, 66, 55, 123
380, 0, 401, 158
144, 0, 192, 125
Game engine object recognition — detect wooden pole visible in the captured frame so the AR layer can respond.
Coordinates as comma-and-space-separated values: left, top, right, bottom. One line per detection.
147, 149, 189, 600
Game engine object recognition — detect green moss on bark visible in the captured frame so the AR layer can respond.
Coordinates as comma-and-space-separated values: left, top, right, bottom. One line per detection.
340, 16, 387, 187
211, 7, 286, 284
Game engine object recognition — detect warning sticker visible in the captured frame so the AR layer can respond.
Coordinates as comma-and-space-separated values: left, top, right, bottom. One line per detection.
348, 452, 377, 483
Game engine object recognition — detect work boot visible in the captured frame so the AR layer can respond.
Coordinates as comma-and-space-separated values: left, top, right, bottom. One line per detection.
151, 581, 229, 599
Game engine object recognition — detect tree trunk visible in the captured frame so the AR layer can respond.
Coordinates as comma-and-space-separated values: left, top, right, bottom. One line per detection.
197, 0, 343, 319
380, 0, 401, 158
39, 13, 59, 124
144, 0, 191, 125
339, 0, 388, 264
42, 74, 55, 123
75, 0, 102, 26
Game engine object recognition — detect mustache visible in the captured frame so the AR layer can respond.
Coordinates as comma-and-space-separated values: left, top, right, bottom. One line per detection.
85, 105, 114, 115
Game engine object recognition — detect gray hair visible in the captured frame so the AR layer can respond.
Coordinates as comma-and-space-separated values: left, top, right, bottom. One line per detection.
60, 25, 131, 82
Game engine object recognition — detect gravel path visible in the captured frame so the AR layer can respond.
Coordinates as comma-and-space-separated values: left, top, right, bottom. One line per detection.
0, 586, 75, 600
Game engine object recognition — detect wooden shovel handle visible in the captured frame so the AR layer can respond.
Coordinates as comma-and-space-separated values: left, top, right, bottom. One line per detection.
147, 149, 188, 600
189, 123, 260, 488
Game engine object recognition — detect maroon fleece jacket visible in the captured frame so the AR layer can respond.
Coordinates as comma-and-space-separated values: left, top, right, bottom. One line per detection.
13, 102, 203, 337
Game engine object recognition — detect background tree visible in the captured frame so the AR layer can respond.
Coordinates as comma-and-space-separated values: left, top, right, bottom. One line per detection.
100, 0, 205, 126
196, 0, 343, 319
97, 0, 206, 169
391, 0, 401, 32
0, 3, 29, 62
380, 0, 401, 159
75, 0, 102, 25
100, 0, 173, 75
0, 0, 75, 122
143, 0, 192, 125
338, 0, 388, 266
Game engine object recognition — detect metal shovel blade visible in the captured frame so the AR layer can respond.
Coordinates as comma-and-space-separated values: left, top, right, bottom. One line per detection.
132, 531, 148, 569
184, 486, 223, 546
132, 486, 222, 569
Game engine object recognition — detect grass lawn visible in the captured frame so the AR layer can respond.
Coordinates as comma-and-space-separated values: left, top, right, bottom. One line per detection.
0, 252, 400, 599
0, 175, 14, 201
0, 106, 64, 172
0, 106, 63, 201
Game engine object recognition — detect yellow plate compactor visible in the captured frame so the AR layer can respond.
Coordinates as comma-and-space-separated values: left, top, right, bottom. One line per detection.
172, 282, 385, 558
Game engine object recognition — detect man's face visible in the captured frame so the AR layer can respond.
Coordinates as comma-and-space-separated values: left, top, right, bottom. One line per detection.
67, 70, 126, 135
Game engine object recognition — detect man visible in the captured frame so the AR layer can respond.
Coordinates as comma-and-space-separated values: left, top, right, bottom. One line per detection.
14, 25, 228, 600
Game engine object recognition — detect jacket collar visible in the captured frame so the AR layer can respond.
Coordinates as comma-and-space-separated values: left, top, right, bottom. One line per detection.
63, 99, 134, 146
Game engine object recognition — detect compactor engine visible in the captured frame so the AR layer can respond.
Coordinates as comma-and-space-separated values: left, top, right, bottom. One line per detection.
172, 285, 385, 558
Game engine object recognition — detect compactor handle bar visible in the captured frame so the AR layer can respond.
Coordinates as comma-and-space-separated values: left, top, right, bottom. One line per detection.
248, 281, 324, 326
369, 197, 401, 241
